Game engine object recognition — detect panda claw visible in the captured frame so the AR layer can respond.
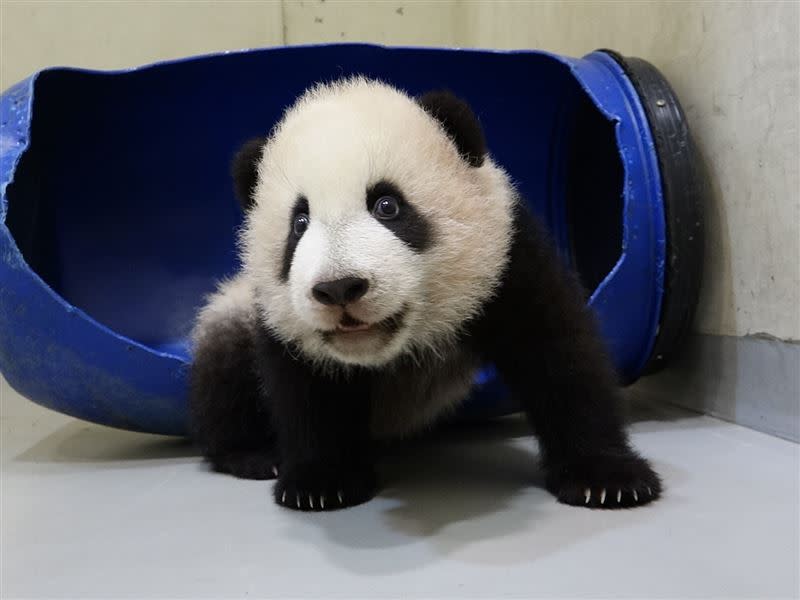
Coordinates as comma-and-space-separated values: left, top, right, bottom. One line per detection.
281, 490, 286, 504
296, 493, 301, 509
337, 490, 344, 505
616, 489, 622, 503
309, 495, 314, 509
584, 488, 591, 504
272, 465, 279, 477
600, 488, 606, 505
647, 486, 652, 496
320, 496, 326, 509
633, 490, 639, 502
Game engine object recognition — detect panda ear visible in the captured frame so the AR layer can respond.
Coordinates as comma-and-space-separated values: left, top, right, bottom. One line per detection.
231, 137, 266, 211
417, 90, 486, 167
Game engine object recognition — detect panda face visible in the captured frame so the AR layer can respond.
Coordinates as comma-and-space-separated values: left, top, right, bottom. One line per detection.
276, 181, 427, 366
241, 78, 514, 368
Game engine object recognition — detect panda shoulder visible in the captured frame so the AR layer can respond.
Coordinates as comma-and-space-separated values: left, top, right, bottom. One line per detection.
192, 275, 258, 345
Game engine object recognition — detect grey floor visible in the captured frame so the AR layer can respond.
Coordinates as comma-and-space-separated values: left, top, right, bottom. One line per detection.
2, 376, 799, 599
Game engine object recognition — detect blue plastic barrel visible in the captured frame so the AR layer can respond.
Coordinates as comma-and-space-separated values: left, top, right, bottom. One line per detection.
0, 44, 704, 435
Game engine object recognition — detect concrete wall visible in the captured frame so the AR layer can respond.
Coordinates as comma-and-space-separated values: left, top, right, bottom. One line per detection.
0, 1, 283, 84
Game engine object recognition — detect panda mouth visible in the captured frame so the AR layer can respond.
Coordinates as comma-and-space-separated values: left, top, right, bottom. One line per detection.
323, 307, 407, 338
336, 313, 372, 333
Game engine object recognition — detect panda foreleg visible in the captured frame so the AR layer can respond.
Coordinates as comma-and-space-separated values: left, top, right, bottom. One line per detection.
473, 206, 662, 509
254, 327, 378, 511
189, 317, 279, 480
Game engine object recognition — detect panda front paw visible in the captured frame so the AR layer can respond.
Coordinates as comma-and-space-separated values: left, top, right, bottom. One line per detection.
274, 462, 377, 511
546, 451, 662, 509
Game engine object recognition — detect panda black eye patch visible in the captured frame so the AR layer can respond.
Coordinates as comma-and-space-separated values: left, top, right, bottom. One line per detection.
280, 195, 309, 282
366, 181, 432, 252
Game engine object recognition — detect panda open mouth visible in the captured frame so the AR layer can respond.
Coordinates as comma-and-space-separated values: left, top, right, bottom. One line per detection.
336, 313, 372, 333
322, 308, 407, 340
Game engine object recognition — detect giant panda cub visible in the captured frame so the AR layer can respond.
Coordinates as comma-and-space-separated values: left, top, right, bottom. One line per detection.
190, 77, 662, 511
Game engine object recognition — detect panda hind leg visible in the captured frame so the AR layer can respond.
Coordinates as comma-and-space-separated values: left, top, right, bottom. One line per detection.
189, 312, 279, 481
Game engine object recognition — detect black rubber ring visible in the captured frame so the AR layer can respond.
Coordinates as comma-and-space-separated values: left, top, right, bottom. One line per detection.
599, 49, 707, 375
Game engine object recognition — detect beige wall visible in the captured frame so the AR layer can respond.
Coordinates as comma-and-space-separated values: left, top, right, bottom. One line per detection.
2, 0, 798, 341
0, 0, 283, 84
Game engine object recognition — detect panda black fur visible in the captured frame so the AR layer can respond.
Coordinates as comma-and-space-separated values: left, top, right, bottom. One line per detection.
190, 78, 662, 511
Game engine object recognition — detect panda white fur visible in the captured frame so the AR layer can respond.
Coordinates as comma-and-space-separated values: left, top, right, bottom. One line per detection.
190, 77, 661, 511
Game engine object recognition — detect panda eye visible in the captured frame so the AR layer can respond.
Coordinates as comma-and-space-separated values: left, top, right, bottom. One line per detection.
293, 213, 309, 237
373, 196, 401, 220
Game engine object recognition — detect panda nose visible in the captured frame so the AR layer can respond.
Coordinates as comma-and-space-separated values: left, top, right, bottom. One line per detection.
312, 277, 370, 306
